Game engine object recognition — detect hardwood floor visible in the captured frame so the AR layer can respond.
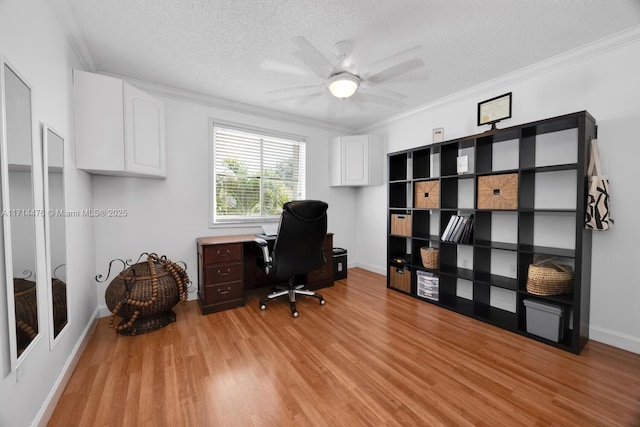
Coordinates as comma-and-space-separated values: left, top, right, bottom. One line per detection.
49, 268, 640, 426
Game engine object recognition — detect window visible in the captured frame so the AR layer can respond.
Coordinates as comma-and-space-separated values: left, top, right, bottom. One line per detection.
212, 123, 306, 224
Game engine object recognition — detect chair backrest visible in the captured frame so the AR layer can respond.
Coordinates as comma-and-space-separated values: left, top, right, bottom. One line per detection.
271, 200, 328, 281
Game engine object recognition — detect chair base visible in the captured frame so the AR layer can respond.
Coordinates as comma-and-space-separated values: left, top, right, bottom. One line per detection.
259, 279, 325, 318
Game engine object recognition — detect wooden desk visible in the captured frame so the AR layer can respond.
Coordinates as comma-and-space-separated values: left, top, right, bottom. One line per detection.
196, 234, 334, 314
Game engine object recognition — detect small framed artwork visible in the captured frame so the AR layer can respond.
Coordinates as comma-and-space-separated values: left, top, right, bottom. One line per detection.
477, 92, 512, 129
432, 127, 444, 143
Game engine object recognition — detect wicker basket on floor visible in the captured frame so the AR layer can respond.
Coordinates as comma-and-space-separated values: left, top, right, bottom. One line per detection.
420, 247, 439, 269
526, 259, 573, 295
104, 253, 190, 336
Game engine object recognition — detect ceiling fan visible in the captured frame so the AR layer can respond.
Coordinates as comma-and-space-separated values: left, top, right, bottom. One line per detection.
262, 36, 425, 108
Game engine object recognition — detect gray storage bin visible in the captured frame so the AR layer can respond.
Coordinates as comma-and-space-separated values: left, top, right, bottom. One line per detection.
523, 299, 565, 342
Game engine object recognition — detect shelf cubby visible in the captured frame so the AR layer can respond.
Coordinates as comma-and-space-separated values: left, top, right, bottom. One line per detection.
412, 148, 432, 179
389, 182, 410, 208
389, 152, 408, 181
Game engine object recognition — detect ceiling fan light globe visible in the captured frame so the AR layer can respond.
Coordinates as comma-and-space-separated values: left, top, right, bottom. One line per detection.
328, 73, 360, 99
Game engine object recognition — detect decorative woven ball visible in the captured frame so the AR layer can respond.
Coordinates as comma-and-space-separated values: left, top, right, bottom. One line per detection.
105, 255, 188, 335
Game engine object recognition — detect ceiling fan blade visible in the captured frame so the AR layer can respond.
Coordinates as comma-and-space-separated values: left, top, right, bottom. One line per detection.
272, 90, 327, 107
260, 58, 314, 77
292, 36, 336, 79
359, 81, 407, 100
353, 92, 405, 108
295, 90, 329, 106
367, 58, 425, 84
359, 45, 424, 80
266, 84, 326, 102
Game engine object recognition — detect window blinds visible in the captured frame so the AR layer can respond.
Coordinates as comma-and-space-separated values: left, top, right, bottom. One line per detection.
213, 124, 306, 222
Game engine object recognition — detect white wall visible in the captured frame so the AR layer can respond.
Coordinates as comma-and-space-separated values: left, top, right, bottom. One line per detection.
0, 1, 97, 426
92, 94, 357, 308
357, 28, 640, 354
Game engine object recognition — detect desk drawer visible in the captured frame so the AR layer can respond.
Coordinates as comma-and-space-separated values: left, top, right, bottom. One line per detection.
322, 235, 333, 251
203, 243, 242, 265
205, 263, 242, 285
204, 281, 242, 305
308, 261, 333, 283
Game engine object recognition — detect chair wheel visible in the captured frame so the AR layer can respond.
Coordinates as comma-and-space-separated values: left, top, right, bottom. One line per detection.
320, 299, 326, 305
260, 304, 267, 311
293, 311, 299, 318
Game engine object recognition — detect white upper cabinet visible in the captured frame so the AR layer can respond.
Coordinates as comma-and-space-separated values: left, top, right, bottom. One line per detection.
73, 70, 166, 178
330, 134, 382, 187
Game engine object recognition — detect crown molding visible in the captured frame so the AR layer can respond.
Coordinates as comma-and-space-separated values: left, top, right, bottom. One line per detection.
47, 0, 97, 72
360, 24, 640, 134
101, 72, 351, 134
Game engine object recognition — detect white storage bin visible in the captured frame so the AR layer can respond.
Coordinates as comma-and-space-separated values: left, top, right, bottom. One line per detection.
416, 270, 439, 301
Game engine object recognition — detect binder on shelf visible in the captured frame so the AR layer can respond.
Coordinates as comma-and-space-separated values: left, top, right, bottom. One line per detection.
451, 216, 468, 242
441, 215, 458, 241
441, 214, 475, 243
461, 215, 474, 243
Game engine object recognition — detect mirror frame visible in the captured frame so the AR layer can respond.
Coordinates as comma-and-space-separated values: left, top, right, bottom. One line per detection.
0, 55, 42, 370
42, 122, 69, 348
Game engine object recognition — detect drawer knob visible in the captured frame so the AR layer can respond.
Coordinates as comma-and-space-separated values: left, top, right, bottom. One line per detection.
218, 286, 231, 295
217, 249, 231, 257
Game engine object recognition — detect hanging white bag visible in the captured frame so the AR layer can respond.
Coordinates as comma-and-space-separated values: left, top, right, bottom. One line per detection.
585, 139, 613, 230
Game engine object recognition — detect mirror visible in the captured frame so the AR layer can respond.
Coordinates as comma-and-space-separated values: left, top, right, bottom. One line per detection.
1, 60, 39, 363
43, 124, 68, 345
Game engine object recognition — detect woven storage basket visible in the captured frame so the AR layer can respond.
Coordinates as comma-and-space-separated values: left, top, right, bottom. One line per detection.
105, 255, 189, 336
477, 173, 518, 210
391, 213, 412, 236
420, 247, 439, 269
414, 180, 440, 209
389, 266, 411, 293
526, 259, 573, 295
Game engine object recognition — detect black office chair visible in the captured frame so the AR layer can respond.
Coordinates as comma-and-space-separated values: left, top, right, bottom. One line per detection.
255, 200, 328, 317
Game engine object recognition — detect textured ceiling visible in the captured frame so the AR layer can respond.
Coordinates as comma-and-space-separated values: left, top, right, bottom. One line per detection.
50, 0, 640, 131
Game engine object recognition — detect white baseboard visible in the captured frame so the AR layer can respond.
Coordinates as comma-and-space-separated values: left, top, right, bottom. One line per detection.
34, 308, 100, 427
97, 305, 110, 318
352, 261, 385, 276
589, 325, 640, 355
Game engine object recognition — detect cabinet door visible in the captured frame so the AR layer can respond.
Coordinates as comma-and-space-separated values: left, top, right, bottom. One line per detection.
330, 135, 382, 186
342, 135, 369, 185
74, 70, 125, 172
123, 83, 166, 177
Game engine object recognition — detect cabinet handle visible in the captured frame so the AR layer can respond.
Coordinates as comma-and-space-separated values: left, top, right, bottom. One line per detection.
217, 268, 231, 276
218, 286, 231, 295
217, 249, 231, 257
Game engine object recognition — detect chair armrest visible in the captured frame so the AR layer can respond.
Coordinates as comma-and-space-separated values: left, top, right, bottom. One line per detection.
254, 238, 272, 274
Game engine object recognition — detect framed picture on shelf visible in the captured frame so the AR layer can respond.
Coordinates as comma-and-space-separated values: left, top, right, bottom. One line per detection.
477, 92, 512, 128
